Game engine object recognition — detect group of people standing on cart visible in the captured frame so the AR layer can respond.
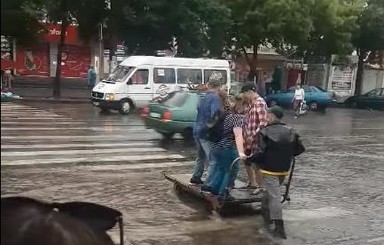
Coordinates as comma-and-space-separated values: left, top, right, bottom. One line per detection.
190, 78, 305, 239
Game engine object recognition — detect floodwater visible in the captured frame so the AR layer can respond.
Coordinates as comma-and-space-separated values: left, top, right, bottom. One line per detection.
1, 102, 384, 245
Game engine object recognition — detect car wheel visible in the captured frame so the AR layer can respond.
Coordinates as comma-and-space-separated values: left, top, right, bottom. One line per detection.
119, 99, 134, 115
182, 128, 193, 142
309, 101, 318, 111
161, 132, 175, 140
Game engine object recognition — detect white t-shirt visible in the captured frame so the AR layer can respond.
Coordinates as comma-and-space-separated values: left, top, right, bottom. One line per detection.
294, 88, 305, 100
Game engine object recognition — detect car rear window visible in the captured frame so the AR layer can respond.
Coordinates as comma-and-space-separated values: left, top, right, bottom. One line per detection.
162, 92, 188, 107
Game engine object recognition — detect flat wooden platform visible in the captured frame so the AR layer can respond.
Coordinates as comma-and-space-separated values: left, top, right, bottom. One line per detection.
164, 173, 262, 211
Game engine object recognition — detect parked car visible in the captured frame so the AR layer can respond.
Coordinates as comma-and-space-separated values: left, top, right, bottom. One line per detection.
344, 88, 384, 110
142, 91, 201, 140
265, 85, 334, 111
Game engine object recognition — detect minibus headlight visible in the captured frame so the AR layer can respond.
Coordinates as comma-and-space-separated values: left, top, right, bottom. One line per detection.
105, 93, 115, 101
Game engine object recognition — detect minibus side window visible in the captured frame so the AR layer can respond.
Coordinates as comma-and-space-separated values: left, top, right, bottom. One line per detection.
154, 68, 175, 84
204, 70, 227, 85
128, 69, 149, 85
177, 69, 202, 84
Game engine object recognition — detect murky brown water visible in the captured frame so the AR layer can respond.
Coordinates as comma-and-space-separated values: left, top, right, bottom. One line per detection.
2, 102, 384, 245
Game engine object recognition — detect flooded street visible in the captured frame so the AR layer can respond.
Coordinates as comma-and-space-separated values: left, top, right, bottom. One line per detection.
1, 102, 384, 245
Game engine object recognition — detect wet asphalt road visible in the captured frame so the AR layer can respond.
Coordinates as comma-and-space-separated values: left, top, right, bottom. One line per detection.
1, 102, 384, 245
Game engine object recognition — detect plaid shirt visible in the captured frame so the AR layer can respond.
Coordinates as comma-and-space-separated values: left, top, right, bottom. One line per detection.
243, 97, 268, 153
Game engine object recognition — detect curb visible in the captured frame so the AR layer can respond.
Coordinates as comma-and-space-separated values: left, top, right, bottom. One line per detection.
13, 85, 89, 91
18, 97, 91, 104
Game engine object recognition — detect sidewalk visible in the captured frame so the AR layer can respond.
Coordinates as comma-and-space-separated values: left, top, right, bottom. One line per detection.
10, 77, 92, 103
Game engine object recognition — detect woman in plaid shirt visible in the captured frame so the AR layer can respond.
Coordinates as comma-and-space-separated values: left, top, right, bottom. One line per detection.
241, 82, 269, 193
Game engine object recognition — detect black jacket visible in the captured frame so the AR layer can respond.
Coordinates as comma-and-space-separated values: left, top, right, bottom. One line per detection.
248, 121, 305, 174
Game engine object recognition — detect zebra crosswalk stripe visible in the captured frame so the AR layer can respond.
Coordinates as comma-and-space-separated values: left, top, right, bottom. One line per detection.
1, 103, 189, 167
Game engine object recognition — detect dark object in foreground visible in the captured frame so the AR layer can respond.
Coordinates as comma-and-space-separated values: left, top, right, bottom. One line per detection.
282, 158, 296, 203
1, 196, 124, 245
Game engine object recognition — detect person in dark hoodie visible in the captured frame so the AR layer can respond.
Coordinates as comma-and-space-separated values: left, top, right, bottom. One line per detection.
247, 106, 305, 239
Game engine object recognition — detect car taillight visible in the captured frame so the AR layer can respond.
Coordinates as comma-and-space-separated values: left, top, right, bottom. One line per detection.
162, 111, 172, 122
141, 106, 149, 118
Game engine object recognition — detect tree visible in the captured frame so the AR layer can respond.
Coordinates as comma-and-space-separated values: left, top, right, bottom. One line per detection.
44, 0, 109, 97
1, 0, 45, 46
353, 0, 384, 95
288, 0, 363, 62
105, 0, 231, 58
223, 0, 313, 82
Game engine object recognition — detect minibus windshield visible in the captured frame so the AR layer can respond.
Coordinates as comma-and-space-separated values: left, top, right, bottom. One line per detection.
107, 66, 135, 82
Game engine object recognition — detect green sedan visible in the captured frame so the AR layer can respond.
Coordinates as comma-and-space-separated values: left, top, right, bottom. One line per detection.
142, 91, 202, 140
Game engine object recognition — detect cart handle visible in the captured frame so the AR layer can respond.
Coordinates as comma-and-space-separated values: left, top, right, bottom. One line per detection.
230, 157, 242, 171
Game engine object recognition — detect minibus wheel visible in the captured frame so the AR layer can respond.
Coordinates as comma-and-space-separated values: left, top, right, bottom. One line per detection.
119, 99, 134, 114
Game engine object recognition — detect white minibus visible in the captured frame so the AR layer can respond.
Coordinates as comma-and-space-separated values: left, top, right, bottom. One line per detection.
91, 56, 231, 114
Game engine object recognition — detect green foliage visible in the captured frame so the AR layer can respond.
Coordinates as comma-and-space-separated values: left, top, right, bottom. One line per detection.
226, 0, 312, 49
1, 0, 109, 45
223, 0, 313, 77
224, 0, 365, 72
1, 0, 45, 46
107, 0, 231, 57
43, 0, 109, 40
353, 0, 384, 95
353, 0, 384, 52
302, 0, 363, 59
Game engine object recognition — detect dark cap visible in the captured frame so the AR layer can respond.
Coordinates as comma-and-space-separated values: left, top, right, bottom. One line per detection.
207, 72, 224, 88
268, 106, 284, 119
207, 78, 221, 88
240, 82, 257, 93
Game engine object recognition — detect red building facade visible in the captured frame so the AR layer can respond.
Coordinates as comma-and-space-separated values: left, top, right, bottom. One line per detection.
2, 24, 92, 79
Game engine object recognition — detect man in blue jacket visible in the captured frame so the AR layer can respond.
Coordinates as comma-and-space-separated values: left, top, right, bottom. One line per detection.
190, 78, 222, 185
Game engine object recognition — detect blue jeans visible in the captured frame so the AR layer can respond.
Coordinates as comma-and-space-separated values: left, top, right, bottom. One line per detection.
209, 146, 239, 196
192, 137, 214, 181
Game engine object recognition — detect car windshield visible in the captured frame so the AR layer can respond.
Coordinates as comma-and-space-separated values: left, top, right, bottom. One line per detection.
161, 92, 189, 107
107, 66, 135, 82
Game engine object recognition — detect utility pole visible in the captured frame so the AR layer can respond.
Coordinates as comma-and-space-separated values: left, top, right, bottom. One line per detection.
98, 23, 104, 83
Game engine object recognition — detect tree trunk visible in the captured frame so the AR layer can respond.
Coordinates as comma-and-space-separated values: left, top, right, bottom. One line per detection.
251, 45, 258, 83
241, 45, 259, 82
53, 0, 68, 98
108, 0, 119, 74
355, 50, 365, 95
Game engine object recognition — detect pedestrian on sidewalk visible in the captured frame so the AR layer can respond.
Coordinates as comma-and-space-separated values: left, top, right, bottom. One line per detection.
1, 70, 13, 92
241, 82, 268, 194
189, 78, 222, 185
247, 106, 305, 239
87, 65, 97, 89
